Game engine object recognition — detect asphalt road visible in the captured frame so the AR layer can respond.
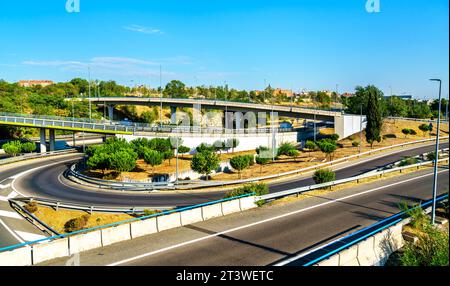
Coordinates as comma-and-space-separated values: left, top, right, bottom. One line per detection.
11, 141, 449, 208
39, 167, 449, 266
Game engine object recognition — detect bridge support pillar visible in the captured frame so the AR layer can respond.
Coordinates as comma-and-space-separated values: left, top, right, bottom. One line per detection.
39, 128, 47, 153
107, 105, 114, 122
170, 106, 177, 125
235, 112, 243, 131
49, 129, 56, 151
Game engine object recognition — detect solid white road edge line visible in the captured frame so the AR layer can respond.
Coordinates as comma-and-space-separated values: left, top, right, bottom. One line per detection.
107, 169, 448, 266
10, 157, 79, 198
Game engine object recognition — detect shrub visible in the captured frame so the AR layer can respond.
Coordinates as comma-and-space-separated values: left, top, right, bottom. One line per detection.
304, 140, 317, 156
21, 142, 36, 153
143, 209, 161, 216
23, 202, 38, 213
398, 201, 429, 230
225, 183, 269, 198
196, 143, 214, 153
226, 138, 239, 153
426, 151, 436, 162
398, 157, 419, 167
243, 154, 255, 166
330, 134, 340, 141
256, 146, 269, 155
2, 141, 22, 157
352, 140, 360, 147
401, 224, 449, 266
286, 149, 300, 161
177, 145, 190, 157
313, 169, 336, 184
383, 134, 397, 139
64, 214, 91, 233
402, 128, 417, 138
277, 142, 297, 156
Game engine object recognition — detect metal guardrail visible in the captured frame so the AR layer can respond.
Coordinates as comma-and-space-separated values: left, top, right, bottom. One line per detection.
256, 157, 449, 202
68, 137, 449, 191
57, 158, 450, 213
0, 149, 77, 166
1, 192, 255, 253
276, 193, 449, 266
387, 116, 449, 123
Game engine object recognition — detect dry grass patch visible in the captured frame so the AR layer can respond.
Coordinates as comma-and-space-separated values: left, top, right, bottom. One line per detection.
33, 205, 134, 234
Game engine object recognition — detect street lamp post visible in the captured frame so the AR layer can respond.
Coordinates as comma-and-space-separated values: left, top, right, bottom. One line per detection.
429, 78, 442, 225
88, 67, 92, 121
159, 65, 163, 129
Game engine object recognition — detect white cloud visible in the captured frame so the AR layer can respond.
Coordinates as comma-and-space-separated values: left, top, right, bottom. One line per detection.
123, 25, 163, 35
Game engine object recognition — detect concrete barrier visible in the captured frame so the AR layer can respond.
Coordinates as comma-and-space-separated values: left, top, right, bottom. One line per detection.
69, 230, 102, 254
157, 212, 182, 232
130, 218, 158, 238
0, 246, 32, 266
32, 238, 69, 264
239, 196, 257, 211
101, 224, 131, 246
356, 237, 377, 266
180, 208, 204, 226
221, 200, 241, 215
338, 244, 359, 266
202, 204, 223, 220
317, 254, 339, 266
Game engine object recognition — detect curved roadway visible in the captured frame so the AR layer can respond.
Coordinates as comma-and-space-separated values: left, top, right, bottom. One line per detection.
10, 141, 449, 208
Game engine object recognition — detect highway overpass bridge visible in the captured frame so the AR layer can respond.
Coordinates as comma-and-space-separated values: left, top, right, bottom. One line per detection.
84, 97, 365, 139
86, 96, 342, 122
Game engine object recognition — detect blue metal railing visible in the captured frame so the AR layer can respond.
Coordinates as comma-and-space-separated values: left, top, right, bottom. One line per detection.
283, 193, 449, 266
0, 192, 255, 253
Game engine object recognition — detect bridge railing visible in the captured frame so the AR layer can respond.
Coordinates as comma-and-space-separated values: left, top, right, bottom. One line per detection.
0, 149, 77, 166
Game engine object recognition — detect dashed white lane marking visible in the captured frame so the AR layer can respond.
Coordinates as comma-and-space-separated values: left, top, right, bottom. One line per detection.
0, 209, 23, 219
15, 231, 46, 243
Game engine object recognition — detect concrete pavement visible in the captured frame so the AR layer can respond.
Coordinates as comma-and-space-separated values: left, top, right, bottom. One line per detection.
38, 167, 449, 266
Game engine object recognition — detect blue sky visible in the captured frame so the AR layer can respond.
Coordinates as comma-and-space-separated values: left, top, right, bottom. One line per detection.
0, 0, 448, 99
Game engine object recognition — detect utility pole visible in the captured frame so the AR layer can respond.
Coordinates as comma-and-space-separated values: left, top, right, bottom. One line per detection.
160, 65, 163, 129
359, 103, 363, 153
429, 78, 442, 225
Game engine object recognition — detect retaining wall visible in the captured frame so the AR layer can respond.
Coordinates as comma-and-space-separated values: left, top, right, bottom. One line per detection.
316, 221, 405, 266
0, 196, 257, 265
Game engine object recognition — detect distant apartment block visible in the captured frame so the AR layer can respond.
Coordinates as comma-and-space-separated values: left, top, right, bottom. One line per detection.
18, 80, 54, 87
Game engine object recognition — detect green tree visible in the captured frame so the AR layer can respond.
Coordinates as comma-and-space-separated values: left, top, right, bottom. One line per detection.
144, 150, 164, 175
190, 150, 220, 180
21, 142, 36, 153
87, 152, 111, 174
163, 149, 175, 165
365, 85, 384, 148
164, 80, 187, 98
229, 155, 250, 179
317, 139, 337, 161
2, 141, 22, 156
418, 124, 431, 137
110, 150, 137, 173
226, 138, 239, 153
255, 155, 270, 173
177, 146, 190, 157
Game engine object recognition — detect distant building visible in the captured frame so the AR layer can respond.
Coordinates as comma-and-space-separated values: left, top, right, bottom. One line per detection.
340, 92, 355, 98
18, 80, 54, 87
385, 95, 413, 100
273, 88, 294, 97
